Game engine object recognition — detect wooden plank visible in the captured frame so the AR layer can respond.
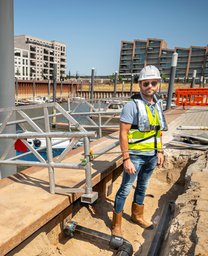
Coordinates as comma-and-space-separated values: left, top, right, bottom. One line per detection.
0, 132, 121, 255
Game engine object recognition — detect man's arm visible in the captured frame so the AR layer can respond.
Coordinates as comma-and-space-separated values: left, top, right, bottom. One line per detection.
120, 122, 136, 175
157, 132, 164, 167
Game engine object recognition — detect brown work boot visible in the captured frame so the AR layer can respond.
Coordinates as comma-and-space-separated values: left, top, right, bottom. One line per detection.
111, 209, 123, 236
131, 203, 154, 230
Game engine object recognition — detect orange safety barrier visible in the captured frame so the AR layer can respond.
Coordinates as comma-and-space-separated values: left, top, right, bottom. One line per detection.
175, 88, 208, 106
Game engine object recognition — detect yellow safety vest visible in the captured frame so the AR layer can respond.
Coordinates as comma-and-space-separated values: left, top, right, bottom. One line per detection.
128, 105, 162, 153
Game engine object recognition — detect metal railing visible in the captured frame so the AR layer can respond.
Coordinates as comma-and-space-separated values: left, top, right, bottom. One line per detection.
0, 102, 99, 203
0, 102, 121, 203
57, 97, 126, 138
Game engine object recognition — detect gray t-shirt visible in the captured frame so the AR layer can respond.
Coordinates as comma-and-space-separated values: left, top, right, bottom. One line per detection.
120, 101, 138, 125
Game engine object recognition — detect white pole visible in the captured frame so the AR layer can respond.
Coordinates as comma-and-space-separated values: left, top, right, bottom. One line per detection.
166, 53, 178, 110
0, 0, 16, 178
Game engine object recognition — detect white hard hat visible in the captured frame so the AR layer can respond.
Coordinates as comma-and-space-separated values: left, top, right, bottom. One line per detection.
138, 65, 161, 81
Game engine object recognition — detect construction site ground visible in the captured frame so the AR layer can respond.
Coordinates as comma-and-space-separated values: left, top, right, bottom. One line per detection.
1, 106, 208, 256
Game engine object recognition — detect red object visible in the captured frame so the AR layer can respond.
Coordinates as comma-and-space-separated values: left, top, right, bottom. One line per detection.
14, 139, 28, 152
175, 88, 208, 106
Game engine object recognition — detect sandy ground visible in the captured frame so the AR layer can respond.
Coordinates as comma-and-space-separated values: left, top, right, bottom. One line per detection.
11, 148, 202, 256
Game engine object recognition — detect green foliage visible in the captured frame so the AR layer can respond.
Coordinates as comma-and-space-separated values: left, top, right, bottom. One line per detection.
109, 73, 123, 83
161, 73, 168, 82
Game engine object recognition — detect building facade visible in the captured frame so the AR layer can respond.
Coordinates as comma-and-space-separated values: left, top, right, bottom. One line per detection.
14, 47, 30, 80
119, 38, 208, 82
14, 35, 67, 81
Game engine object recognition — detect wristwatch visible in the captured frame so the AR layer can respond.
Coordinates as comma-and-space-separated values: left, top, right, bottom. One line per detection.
157, 150, 164, 154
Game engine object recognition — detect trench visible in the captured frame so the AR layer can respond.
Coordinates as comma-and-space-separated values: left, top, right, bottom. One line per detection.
6, 149, 206, 256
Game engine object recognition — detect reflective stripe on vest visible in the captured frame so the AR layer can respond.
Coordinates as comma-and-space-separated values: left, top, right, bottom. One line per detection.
128, 104, 162, 152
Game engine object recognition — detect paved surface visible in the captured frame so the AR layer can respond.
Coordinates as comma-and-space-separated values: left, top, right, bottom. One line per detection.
163, 106, 208, 145
0, 105, 207, 255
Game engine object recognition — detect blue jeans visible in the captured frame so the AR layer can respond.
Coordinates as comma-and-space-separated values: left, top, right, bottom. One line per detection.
114, 154, 158, 214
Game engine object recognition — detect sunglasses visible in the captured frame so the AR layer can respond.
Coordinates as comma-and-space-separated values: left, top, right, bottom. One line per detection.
142, 81, 158, 88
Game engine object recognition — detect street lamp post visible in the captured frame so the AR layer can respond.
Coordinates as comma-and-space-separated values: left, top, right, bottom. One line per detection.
113, 71, 118, 98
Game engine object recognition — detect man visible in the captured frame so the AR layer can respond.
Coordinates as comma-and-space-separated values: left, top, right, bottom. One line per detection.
111, 65, 168, 237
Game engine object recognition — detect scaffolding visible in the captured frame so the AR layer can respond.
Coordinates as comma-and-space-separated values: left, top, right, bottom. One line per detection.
0, 102, 99, 203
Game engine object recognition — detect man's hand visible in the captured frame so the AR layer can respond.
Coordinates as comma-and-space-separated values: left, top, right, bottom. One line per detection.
123, 159, 136, 175
157, 152, 164, 167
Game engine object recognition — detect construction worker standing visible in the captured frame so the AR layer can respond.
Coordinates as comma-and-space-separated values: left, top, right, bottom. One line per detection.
111, 65, 168, 237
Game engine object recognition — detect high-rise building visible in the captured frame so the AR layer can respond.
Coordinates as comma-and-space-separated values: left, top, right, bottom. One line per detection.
119, 38, 208, 82
14, 35, 67, 80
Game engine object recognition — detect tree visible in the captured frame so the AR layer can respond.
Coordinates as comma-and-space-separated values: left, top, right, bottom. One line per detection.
109, 72, 121, 83
161, 73, 168, 82
134, 75, 139, 83
67, 70, 71, 79
75, 72, 79, 80
118, 74, 123, 83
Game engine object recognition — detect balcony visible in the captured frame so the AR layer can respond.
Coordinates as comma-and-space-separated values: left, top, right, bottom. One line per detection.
177, 63, 187, 67
30, 67, 35, 73
121, 61, 132, 65
30, 46, 36, 52
190, 58, 204, 63
160, 62, 171, 67
14, 52, 21, 57
177, 53, 189, 57
135, 50, 146, 55
121, 56, 131, 61
30, 60, 36, 66
147, 49, 160, 55
122, 46, 133, 50
43, 69, 48, 74
44, 49, 49, 55
134, 54, 146, 60
160, 61, 172, 67
133, 64, 144, 69
60, 58, 66, 62
120, 66, 131, 71
148, 41, 161, 47
135, 43, 147, 48
30, 53, 36, 59
177, 59, 189, 63
147, 55, 159, 59
146, 60, 159, 65
122, 43, 133, 48
121, 51, 133, 55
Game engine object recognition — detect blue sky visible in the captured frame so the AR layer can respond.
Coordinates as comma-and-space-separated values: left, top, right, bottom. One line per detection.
14, 0, 208, 76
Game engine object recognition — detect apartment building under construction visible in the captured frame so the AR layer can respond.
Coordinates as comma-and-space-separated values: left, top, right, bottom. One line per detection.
119, 38, 208, 82
14, 35, 67, 81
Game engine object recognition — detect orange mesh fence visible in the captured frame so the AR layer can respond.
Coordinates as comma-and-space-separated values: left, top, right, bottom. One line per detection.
175, 88, 208, 106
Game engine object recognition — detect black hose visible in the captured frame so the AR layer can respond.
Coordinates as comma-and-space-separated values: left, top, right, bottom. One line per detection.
147, 201, 176, 256
64, 222, 133, 256
115, 240, 133, 256
75, 224, 112, 242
